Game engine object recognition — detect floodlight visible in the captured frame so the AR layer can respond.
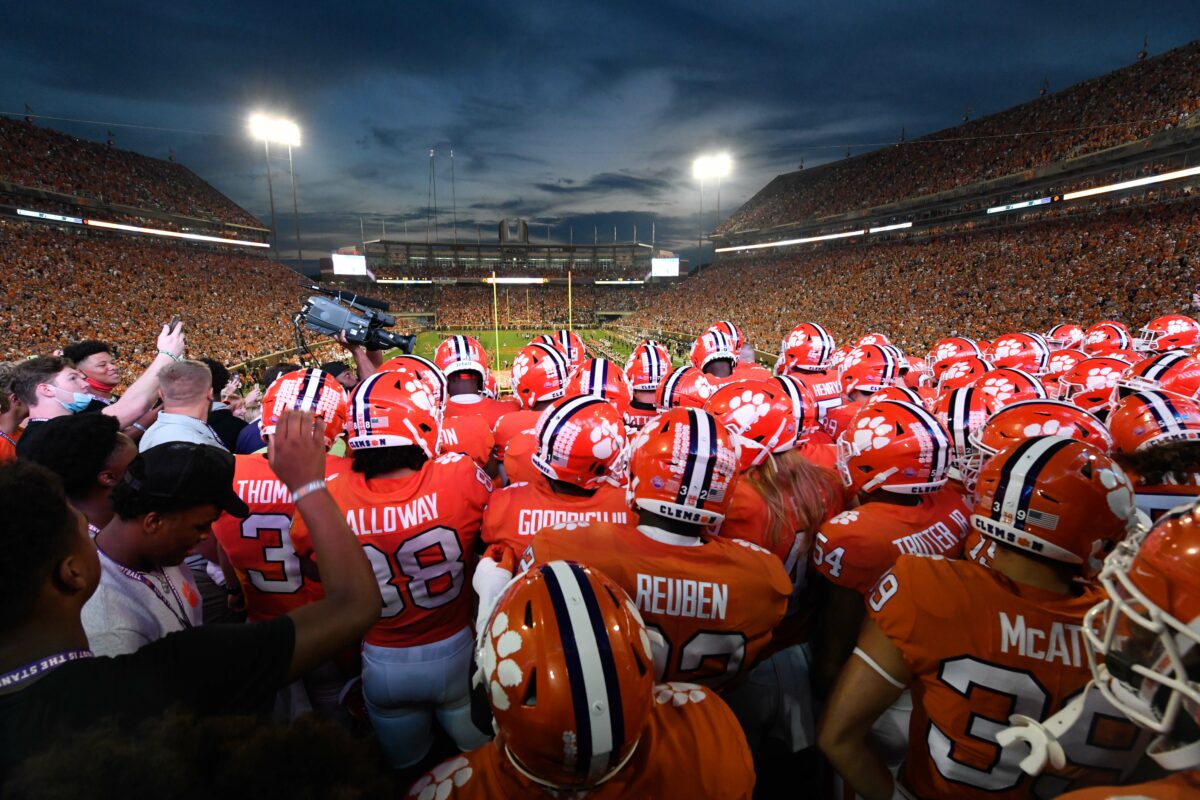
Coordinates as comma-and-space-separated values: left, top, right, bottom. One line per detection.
249, 113, 301, 147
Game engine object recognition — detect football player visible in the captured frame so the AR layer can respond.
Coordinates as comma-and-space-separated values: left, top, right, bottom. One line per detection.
289, 370, 494, 769
1002, 503, 1200, 799
775, 322, 843, 421
819, 437, 1145, 800
409, 561, 755, 798
518, 407, 791, 690
434, 335, 515, 428
624, 339, 672, 430
482, 395, 628, 556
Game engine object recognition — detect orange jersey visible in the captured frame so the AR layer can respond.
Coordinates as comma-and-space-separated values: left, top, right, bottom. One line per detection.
871, 556, 1144, 800
439, 414, 495, 468
1057, 772, 1200, 800
408, 683, 754, 799
0, 429, 18, 464
524, 521, 790, 688
501, 430, 540, 485
211, 453, 348, 621
812, 490, 971, 595
732, 362, 773, 381
481, 479, 631, 554
793, 369, 843, 416
822, 398, 862, 438
291, 452, 493, 647
444, 394, 517, 429
492, 409, 540, 457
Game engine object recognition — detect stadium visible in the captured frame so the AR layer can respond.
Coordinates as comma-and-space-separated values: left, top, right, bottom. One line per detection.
3, 15, 1200, 800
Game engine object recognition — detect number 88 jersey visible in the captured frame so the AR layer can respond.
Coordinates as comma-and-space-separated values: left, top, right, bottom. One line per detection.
291, 452, 493, 647
868, 555, 1144, 799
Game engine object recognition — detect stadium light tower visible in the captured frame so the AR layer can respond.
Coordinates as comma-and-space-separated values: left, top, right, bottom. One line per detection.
249, 113, 302, 263
693, 153, 731, 271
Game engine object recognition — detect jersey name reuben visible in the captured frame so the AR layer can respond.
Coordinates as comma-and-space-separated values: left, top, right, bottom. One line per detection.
635, 574, 728, 620
346, 494, 440, 535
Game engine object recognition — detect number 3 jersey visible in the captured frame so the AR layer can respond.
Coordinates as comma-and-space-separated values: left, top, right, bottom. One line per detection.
869, 555, 1144, 799
523, 521, 791, 688
291, 452, 494, 648
212, 453, 349, 622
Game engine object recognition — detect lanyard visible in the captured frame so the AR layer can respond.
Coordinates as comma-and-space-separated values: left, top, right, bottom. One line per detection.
103, 553, 194, 630
0, 431, 15, 448
0, 650, 93, 692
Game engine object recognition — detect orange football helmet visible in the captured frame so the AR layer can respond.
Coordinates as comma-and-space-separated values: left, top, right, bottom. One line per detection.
836, 399, 951, 495
511, 343, 570, 410
433, 334, 490, 385
1057, 356, 1127, 413
655, 366, 715, 411
549, 329, 587, 369
1045, 349, 1088, 394
855, 332, 891, 347
708, 320, 745, 352
478, 560, 654, 790
865, 385, 926, 409
625, 340, 673, 392
376, 354, 448, 407
626, 407, 739, 526
690, 330, 738, 371
932, 386, 1000, 483
971, 437, 1138, 577
705, 379, 798, 471
1045, 323, 1085, 351
771, 374, 821, 439
1136, 314, 1200, 353
1109, 390, 1200, 454
531, 395, 626, 489
1084, 505, 1200, 758
260, 368, 349, 447
839, 344, 904, 395
1117, 350, 1200, 402
347, 370, 441, 457
936, 355, 994, 391
926, 336, 983, 377
777, 322, 837, 373
987, 332, 1053, 375
1084, 321, 1133, 355
566, 358, 632, 418
974, 367, 1048, 407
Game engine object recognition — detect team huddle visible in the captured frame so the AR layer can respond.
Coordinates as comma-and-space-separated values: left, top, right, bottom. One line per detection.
199, 314, 1200, 798
6, 313, 1200, 799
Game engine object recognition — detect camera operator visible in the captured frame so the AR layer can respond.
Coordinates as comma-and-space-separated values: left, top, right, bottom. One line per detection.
12, 322, 185, 451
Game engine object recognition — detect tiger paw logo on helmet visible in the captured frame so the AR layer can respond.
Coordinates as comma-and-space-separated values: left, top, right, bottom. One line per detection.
402, 379, 439, 414
510, 352, 531, 382
1021, 420, 1067, 437
588, 418, 624, 460
654, 682, 708, 707
991, 338, 1023, 360
852, 415, 893, 452
979, 375, 1017, 399
941, 360, 972, 381
409, 756, 473, 800
725, 389, 772, 433
1082, 365, 1118, 389
479, 610, 526, 712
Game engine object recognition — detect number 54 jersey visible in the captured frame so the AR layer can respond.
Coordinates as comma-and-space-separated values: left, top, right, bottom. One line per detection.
291, 452, 494, 647
523, 521, 791, 689
868, 555, 1145, 800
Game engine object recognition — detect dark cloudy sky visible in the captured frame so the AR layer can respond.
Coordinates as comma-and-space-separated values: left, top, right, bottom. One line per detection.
2, 3, 1197, 264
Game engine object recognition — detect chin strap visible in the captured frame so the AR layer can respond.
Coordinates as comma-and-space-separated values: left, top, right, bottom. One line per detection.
1148, 735, 1200, 771
996, 684, 1091, 774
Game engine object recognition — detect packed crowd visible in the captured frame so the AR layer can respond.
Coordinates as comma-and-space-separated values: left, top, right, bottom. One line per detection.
719, 41, 1200, 233
631, 199, 1200, 355
0, 220, 300, 367
0, 117, 262, 228
4, 312, 1200, 800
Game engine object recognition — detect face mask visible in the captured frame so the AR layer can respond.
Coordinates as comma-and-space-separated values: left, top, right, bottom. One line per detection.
52, 386, 93, 414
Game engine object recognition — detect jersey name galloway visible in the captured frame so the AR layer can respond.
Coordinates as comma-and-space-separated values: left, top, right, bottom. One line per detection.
346, 494, 440, 535
635, 574, 728, 620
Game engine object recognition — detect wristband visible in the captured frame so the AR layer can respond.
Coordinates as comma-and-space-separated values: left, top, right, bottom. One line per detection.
157, 349, 183, 362
131, 422, 148, 433
291, 479, 327, 503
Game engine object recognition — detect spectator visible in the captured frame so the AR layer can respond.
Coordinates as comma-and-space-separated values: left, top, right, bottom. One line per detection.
138, 360, 223, 451
61, 339, 120, 412
200, 357, 247, 451
0, 363, 25, 463
0, 412, 380, 774
17, 414, 136, 536
320, 360, 356, 391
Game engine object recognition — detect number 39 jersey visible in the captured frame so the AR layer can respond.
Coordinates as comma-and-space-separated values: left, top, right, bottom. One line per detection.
212, 453, 349, 622
291, 453, 494, 648
869, 555, 1144, 800
523, 522, 791, 689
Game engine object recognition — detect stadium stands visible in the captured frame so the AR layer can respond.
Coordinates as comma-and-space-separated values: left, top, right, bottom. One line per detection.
719, 41, 1200, 234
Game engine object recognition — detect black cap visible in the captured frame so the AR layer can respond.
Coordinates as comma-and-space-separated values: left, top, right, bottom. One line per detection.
124, 442, 250, 518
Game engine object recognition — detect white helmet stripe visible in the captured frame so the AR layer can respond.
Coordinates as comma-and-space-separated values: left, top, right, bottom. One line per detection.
996, 436, 1070, 528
